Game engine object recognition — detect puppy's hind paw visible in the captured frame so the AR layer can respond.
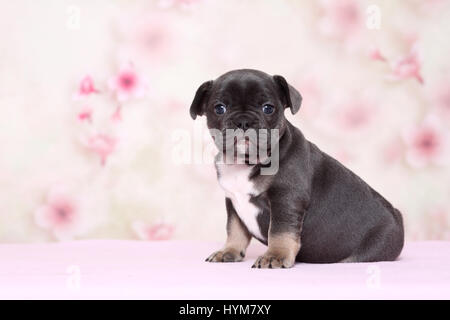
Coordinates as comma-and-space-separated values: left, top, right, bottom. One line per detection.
205, 249, 245, 263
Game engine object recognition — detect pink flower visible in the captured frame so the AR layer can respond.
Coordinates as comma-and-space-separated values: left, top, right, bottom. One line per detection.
34, 186, 81, 240
402, 115, 449, 167
117, 12, 177, 68
132, 221, 175, 240
78, 106, 93, 122
108, 64, 147, 102
337, 101, 374, 130
389, 45, 424, 84
432, 81, 450, 117
74, 75, 99, 99
382, 138, 404, 164
137, 20, 171, 60
84, 133, 117, 166
111, 106, 122, 122
318, 0, 362, 40
368, 47, 386, 62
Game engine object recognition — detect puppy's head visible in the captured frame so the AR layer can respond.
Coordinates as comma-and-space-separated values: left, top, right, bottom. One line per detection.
190, 69, 302, 163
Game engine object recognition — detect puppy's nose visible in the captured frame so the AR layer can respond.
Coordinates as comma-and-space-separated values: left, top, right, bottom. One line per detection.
233, 117, 252, 131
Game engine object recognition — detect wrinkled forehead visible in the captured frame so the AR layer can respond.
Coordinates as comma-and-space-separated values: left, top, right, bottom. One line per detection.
211, 74, 278, 104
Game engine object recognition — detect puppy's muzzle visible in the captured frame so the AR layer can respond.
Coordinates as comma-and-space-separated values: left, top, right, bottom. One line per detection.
232, 116, 252, 131
228, 113, 259, 131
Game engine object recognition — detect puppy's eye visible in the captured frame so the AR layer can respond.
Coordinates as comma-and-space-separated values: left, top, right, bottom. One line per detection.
214, 104, 227, 115
262, 104, 275, 114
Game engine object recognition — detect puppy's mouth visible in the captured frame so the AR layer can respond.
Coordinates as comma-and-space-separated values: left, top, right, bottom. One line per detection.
211, 128, 274, 164
234, 137, 250, 154
227, 137, 270, 164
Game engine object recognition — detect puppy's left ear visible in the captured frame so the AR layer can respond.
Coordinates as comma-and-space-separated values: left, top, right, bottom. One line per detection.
190, 80, 213, 120
273, 75, 302, 115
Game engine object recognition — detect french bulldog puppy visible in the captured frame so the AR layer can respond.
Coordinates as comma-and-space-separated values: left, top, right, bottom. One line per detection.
190, 69, 404, 268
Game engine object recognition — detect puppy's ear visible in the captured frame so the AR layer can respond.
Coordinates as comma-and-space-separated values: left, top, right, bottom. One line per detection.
190, 80, 213, 120
273, 75, 302, 115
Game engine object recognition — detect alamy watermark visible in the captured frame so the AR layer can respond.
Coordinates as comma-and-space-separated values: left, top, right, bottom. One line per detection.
366, 265, 381, 289
366, 5, 381, 30
66, 265, 81, 291
171, 121, 280, 175
66, 5, 81, 30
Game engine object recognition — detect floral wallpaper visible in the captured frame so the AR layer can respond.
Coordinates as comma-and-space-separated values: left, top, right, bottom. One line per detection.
0, 0, 449, 243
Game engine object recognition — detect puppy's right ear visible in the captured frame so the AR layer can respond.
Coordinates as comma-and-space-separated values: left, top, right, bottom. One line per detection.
190, 80, 213, 120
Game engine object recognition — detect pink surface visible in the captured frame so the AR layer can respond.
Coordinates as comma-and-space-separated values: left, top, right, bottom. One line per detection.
0, 240, 449, 299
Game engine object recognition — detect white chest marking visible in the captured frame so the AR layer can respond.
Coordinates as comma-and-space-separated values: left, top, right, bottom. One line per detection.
216, 164, 263, 239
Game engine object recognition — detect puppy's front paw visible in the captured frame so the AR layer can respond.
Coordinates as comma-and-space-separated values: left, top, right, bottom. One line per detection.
205, 248, 245, 263
252, 253, 295, 269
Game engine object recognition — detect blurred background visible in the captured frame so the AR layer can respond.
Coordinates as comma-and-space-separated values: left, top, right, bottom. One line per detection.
0, 0, 449, 243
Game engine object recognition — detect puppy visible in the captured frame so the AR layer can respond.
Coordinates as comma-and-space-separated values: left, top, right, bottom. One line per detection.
190, 69, 404, 268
